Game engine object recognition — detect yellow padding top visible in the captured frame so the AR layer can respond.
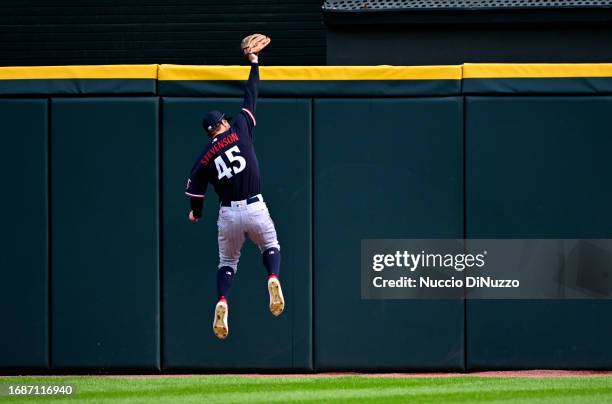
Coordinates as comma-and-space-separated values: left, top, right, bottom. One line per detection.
464, 63, 612, 79
2, 63, 612, 81
0, 65, 158, 80
158, 65, 463, 81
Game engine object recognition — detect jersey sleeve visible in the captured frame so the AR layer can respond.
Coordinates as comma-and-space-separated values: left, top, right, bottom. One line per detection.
185, 160, 208, 199
233, 63, 259, 139
185, 160, 208, 218
233, 108, 256, 139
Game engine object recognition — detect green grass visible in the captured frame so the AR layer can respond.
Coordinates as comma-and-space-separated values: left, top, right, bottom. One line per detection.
1, 375, 611, 403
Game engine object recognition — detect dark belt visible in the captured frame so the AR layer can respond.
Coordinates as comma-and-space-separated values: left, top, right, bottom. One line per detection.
221, 195, 261, 207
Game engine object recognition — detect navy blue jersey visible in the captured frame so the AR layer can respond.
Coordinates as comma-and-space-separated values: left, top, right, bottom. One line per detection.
185, 63, 261, 208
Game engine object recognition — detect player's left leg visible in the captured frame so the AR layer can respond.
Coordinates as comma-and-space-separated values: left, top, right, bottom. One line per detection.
262, 246, 284, 317
245, 199, 284, 316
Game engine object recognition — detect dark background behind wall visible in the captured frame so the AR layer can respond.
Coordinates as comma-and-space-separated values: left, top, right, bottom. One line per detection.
4, 1, 612, 67
0, 0, 326, 66
327, 24, 612, 66
325, 5, 612, 66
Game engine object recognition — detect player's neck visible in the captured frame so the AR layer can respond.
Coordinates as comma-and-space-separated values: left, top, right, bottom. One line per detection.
210, 129, 230, 140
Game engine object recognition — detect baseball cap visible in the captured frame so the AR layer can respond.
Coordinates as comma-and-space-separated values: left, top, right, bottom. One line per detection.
202, 110, 227, 133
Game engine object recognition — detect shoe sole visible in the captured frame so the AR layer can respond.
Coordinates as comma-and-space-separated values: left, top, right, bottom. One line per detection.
268, 278, 285, 316
213, 303, 229, 339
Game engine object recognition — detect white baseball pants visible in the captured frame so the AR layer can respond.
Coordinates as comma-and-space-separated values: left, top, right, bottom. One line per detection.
217, 194, 280, 273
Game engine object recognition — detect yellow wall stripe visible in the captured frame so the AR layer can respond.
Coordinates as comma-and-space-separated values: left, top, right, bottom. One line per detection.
1, 63, 612, 81
158, 65, 463, 81
463, 63, 612, 79
0, 65, 158, 80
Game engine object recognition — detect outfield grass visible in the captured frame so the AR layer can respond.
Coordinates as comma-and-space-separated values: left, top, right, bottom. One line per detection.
1, 375, 611, 403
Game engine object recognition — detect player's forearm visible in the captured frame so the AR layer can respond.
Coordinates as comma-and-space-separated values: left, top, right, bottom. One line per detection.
190, 197, 204, 218
242, 62, 259, 113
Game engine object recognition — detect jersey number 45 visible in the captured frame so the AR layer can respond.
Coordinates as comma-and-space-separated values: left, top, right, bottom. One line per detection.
214, 146, 246, 180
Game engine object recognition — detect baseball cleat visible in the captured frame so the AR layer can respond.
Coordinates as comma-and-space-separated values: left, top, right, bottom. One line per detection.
213, 298, 229, 339
267, 276, 285, 316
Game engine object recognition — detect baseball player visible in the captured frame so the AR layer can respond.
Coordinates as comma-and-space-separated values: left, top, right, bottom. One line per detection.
184, 35, 283, 340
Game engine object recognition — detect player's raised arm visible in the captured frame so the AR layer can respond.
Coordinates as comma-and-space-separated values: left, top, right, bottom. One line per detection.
235, 34, 270, 136
242, 54, 259, 119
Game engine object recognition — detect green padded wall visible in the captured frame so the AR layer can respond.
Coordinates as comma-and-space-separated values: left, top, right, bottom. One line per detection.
158, 80, 461, 98
314, 98, 464, 371
0, 99, 48, 370
162, 98, 312, 370
0, 79, 156, 96
466, 96, 612, 369
51, 98, 159, 370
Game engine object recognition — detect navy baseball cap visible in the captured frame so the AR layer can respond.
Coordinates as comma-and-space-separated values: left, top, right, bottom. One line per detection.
202, 110, 227, 133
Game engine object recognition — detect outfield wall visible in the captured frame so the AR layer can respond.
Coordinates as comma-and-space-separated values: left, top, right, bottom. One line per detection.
0, 64, 611, 372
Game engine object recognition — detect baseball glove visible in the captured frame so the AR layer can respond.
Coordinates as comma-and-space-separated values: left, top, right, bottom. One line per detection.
241, 34, 271, 56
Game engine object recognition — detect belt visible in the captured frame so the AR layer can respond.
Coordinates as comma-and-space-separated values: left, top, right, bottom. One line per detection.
221, 194, 262, 207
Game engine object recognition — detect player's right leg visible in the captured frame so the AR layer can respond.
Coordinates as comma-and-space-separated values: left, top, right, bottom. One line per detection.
267, 275, 284, 317
213, 206, 245, 339
245, 199, 285, 316
213, 298, 229, 340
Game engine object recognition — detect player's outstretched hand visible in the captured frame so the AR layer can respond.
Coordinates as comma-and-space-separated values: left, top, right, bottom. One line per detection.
241, 33, 268, 63
246, 53, 259, 64
188, 210, 199, 223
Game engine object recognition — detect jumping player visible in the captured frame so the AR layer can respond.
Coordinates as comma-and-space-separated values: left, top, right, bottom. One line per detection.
184, 49, 284, 340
